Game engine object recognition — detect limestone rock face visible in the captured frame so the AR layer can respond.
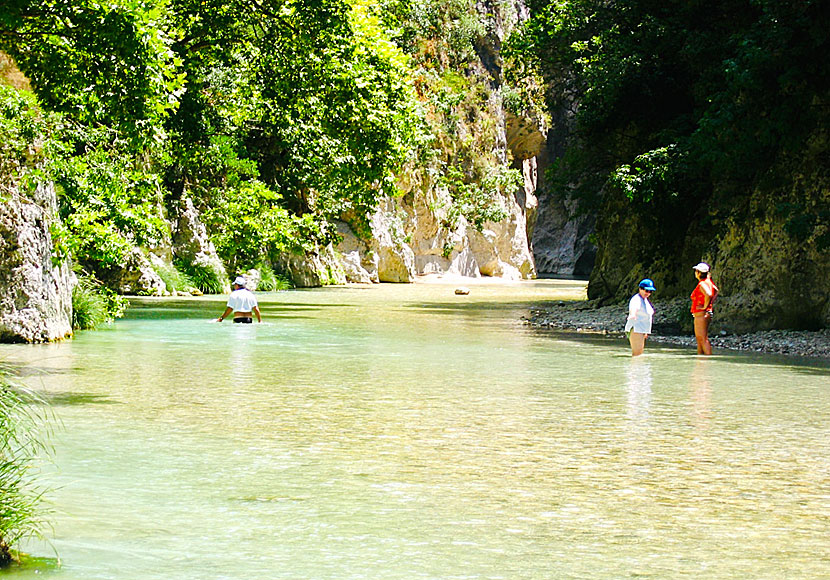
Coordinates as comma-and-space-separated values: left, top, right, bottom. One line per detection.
368, 200, 417, 283
111, 248, 166, 295
587, 158, 830, 332
171, 195, 230, 293
532, 185, 596, 276
333, 180, 537, 283
0, 183, 75, 342
335, 220, 378, 284
505, 111, 546, 162
713, 194, 829, 332
276, 244, 347, 288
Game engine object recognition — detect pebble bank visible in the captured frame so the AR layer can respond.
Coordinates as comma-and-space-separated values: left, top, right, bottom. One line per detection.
523, 298, 830, 359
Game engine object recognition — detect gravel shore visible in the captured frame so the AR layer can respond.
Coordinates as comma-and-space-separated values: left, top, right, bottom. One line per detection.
523, 298, 830, 359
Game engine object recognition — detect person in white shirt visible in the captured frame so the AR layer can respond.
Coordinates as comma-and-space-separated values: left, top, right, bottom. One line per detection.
216, 276, 262, 323
624, 278, 656, 356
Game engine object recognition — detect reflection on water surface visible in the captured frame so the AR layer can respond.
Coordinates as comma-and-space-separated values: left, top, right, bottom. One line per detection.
1, 280, 829, 579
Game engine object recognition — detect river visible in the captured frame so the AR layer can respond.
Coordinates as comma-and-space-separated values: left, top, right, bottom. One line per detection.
2, 279, 829, 579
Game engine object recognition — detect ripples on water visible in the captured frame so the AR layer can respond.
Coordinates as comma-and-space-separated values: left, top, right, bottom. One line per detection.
2, 281, 829, 579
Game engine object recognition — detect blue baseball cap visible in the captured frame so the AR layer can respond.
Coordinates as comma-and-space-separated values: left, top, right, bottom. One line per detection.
638, 278, 656, 291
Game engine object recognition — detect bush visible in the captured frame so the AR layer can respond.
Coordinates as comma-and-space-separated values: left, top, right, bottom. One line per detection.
0, 367, 52, 567
173, 259, 225, 295
72, 275, 128, 330
256, 263, 292, 292
153, 262, 194, 294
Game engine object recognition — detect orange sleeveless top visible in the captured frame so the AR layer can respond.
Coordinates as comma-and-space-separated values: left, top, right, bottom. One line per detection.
690, 278, 718, 314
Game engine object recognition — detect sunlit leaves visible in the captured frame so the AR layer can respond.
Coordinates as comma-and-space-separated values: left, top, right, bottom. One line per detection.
0, 0, 183, 146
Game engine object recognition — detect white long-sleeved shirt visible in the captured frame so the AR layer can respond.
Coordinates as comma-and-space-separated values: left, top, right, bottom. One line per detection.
625, 293, 654, 334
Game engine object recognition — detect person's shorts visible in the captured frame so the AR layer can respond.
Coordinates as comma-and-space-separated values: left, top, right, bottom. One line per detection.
233, 317, 253, 324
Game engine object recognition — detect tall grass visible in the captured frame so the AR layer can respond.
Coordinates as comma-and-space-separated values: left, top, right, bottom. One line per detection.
153, 262, 195, 294
72, 275, 128, 330
0, 366, 53, 567
173, 259, 225, 294
256, 263, 292, 292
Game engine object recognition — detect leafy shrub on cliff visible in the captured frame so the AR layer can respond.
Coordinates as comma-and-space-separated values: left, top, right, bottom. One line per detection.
439, 164, 517, 231
0, 86, 50, 192
172, 259, 224, 295
152, 262, 194, 295
72, 274, 128, 330
0, 369, 52, 567
256, 263, 292, 292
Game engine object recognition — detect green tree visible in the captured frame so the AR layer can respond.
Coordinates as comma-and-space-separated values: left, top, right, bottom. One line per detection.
2, 0, 421, 281
165, 0, 418, 239
511, 0, 830, 206
0, 0, 183, 146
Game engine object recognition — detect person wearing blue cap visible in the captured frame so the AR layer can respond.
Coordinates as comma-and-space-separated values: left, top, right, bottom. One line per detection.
624, 278, 656, 356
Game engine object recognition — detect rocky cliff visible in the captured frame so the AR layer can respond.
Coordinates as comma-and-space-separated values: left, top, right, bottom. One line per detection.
321, 0, 591, 284
588, 146, 830, 332
0, 182, 75, 342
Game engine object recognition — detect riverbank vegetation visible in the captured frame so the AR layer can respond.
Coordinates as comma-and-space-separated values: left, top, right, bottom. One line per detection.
2, 0, 827, 317
0, 367, 52, 567
507, 0, 828, 325
1, 0, 419, 303
1, 0, 525, 306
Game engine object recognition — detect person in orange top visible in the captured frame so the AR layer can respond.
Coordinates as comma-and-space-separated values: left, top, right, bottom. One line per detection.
690, 262, 719, 355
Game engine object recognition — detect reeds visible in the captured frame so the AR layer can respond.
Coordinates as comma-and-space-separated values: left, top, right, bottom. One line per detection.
0, 365, 53, 567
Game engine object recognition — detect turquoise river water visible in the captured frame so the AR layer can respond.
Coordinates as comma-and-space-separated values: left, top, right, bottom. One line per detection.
1, 279, 829, 579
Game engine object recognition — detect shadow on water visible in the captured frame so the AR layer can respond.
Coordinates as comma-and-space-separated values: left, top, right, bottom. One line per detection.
44, 392, 120, 406
712, 353, 830, 374
402, 301, 561, 314
0, 555, 59, 576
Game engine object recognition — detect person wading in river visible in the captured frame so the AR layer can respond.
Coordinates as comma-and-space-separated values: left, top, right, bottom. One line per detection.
691, 262, 718, 355
625, 278, 656, 356
216, 276, 262, 323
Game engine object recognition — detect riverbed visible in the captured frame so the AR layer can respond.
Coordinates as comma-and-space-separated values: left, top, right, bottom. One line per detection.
2, 280, 829, 579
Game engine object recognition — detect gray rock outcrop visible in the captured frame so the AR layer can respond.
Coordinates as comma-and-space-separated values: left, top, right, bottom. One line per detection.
275, 244, 347, 288
110, 248, 166, 295
171, 195, 230, 293
0, 182, 75, 342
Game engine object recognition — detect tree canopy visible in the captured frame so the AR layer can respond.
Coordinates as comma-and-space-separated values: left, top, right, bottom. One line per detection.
509, 0, 829, 245
1, 0, 420, 278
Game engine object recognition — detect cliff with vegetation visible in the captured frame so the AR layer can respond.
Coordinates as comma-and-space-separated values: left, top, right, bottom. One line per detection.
510, 0, 829, 331
0, 0, 575, 342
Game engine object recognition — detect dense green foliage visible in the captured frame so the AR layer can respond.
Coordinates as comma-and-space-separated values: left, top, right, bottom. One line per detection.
1, 0, 422, 284
1, 0, 533, 295
509, 0, 830, 250
72, 274, 128, 330
0, 369, 51, 567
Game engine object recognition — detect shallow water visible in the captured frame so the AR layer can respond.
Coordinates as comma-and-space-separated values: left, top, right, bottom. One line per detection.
2, 280, 829, 579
